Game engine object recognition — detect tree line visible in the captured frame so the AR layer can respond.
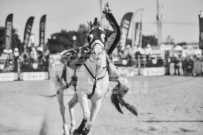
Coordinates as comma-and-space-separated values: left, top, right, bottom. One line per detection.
0, 24, 159, 54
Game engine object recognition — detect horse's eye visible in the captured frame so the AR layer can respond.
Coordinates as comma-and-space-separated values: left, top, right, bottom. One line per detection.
88, 34, 94, 43
101, 34, 105, 43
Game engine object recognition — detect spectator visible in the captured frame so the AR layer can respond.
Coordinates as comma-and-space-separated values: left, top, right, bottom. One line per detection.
181, 56, 187, 75
145, 44, 152, 61
123, 45, 133, 66
37, 47, 44, 69
1, 49, 14, 72
44, 49, 50, 71
21, 53, 31, 71
135, 45, 144, 59
185, 56, 194, 76
117, 45, 124, 58
193, 54, 202, 76
164, 51, 171, 75
174, 54, 181, 75
30, 47, 38, 63
13, 48, 19, 72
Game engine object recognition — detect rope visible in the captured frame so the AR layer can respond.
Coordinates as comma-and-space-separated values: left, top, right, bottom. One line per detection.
147, 76, 198, 89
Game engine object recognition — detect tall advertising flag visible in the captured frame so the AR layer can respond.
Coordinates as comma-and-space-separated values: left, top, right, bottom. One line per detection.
133, 22, 142, 47
39, 15, 46, 47
199, 11, 203, 50
132, 9, 144, 50
5, 13, 13, 50
23, 16, 34, 52
119, 12, 133, 50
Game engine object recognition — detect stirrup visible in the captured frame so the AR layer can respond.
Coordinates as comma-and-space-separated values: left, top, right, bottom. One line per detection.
82, 127, 90, 135
74, 119, 87, 134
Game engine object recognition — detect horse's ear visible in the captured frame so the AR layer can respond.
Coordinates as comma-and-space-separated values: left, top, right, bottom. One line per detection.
88, 17, 101, 31
93, 17, 100, 28
93, 17, 98, 26
90, 21, 93, 29
87, 21, 93, 30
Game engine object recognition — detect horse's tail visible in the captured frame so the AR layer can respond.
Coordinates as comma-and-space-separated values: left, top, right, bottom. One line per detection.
119, 97, 138, 116
111, 87, 123, 114
111, 82, 138, 116
44, 63, 67, 98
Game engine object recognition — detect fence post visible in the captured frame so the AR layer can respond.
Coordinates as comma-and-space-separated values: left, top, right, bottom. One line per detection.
17, 58, 21, 81
138, 55, 141, 75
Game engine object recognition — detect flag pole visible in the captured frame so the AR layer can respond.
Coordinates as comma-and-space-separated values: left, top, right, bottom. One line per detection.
131, 9, 144, 51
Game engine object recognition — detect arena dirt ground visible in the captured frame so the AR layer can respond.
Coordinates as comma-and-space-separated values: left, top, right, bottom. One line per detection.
0, 76, 203, 135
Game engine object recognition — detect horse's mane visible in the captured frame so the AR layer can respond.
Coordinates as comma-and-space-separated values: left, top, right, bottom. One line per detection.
88, 17, 100, 30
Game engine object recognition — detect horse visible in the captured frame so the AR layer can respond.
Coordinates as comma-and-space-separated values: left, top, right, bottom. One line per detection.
50, 25, 107, 135
50, 17, 137, 135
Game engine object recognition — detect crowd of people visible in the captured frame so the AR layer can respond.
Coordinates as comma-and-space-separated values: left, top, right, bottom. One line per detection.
0, 46, 50, 72
115, 44, 163, 67
0, 42, 202, 77
115, 43, 203, 76
166, 53, 202, 76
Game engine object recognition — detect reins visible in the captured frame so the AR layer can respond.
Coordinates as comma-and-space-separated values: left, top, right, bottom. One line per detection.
84, 61, 107, 99
62, 55, 108, 99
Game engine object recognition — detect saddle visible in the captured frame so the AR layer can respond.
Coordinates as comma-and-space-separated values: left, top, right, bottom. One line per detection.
61, 50, 110, 99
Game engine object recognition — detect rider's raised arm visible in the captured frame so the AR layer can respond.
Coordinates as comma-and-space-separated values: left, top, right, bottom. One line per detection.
103, 4, 121, 55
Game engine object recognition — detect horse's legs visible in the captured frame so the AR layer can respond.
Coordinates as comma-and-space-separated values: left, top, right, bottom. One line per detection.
68, 92, 78, 134
76, 97, 102, 135
74, 93, 90, 134
56, 87, 69, 134
78, 93, 90, 121
86, 98, 102, 130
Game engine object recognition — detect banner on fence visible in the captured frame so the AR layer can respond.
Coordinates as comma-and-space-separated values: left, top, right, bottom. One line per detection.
20, 72, 48, 81
0, 72, 18, 81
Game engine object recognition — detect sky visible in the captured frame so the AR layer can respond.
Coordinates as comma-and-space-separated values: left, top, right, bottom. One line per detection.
0, 0, 203, 45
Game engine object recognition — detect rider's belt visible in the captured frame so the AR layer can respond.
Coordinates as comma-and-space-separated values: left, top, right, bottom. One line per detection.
71, 75, 77, 87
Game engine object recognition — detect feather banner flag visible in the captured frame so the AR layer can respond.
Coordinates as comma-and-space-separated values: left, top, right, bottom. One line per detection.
5, 13, 13, 50
23, 16, 34, 52
132, 9, 144, 50
119, 12, 133, 51
39, 15, 46, 47
199, 11, 203, 49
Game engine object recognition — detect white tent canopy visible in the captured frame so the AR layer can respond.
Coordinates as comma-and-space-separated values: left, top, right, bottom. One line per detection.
173, 45, 183, 51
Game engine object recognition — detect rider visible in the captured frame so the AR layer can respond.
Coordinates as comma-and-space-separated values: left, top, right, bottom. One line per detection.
60, 5, 132, 135
61, 3, 121, 83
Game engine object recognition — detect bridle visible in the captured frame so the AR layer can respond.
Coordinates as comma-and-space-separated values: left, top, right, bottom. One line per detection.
83, 20, 108, 99
87, 17, 107, 50
84, 61, 107, 99
65, 17, 108, 99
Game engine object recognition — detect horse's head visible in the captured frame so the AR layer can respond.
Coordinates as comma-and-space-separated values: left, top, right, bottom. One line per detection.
87, 18, 107, 61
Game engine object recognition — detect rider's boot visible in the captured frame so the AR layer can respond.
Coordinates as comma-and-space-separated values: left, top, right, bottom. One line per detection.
73, 119, 87, 134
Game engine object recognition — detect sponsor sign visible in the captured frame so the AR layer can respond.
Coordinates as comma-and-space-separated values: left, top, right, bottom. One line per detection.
20, 72, 48, 81
143, 67, 165, 76
117, 67, 165, 76
0, 72, 18, 81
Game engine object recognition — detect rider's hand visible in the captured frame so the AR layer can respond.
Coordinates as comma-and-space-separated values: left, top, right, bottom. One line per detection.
81, 46, 89, 54
103, 3, 111, 14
